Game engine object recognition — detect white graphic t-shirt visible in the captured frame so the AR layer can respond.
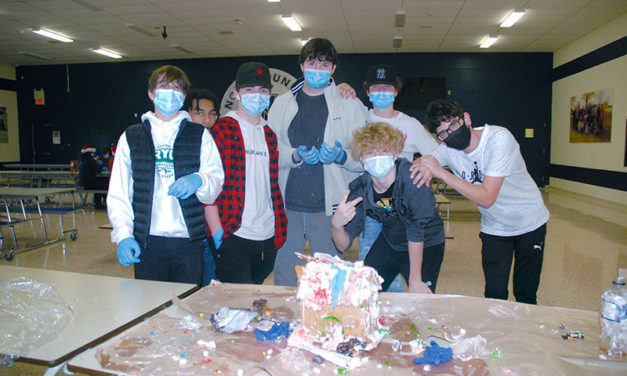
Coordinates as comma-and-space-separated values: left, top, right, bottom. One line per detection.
433, 124, 549, 236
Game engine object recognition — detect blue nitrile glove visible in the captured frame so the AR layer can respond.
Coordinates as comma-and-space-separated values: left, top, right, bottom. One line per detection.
295, 145, 320, 165
213, 228, 224, 250
97, 159, 103, 166
319, 141, 345, 164
168, 173, 203, 199
117, 237, 141, 266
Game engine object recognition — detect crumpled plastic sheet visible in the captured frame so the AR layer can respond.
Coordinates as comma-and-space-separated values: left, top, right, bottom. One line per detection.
0, 277, 73, 367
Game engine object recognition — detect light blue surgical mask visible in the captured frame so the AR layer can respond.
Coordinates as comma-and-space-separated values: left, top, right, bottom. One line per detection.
304, 69, 331, 89
153, 89, 184, 117
369, 91, 395, 110
363, 155, 395, 179
240, 93, 270, 117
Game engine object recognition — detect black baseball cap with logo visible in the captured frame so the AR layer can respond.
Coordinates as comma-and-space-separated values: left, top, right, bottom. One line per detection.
365, 64, 398, 87
236, 62, 271, 89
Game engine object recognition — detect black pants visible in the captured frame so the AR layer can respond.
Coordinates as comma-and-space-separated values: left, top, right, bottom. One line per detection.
480, 223, 546, 305
364, 234, 445, 293
213, 234, 276, 284
134, 235, 203, 284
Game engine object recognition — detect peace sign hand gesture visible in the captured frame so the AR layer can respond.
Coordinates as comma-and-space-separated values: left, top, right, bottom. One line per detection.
331, 189, 363, 229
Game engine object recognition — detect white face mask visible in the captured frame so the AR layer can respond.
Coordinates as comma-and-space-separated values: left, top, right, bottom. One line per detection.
363, 155, 395, 178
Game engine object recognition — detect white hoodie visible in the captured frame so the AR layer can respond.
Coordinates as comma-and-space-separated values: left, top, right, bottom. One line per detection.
107, 111, 224, 243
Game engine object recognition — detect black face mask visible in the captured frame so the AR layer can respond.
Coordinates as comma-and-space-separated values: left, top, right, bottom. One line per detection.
444, 123, 471, 150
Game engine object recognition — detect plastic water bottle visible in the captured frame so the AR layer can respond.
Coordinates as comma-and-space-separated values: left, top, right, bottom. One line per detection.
599, 276, 627, 359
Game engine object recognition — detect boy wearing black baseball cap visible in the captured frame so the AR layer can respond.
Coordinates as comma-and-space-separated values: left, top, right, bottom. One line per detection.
209, 61, 287, 284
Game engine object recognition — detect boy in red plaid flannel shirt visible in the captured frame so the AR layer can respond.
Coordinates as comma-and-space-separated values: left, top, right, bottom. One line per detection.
209, 62, 287, 284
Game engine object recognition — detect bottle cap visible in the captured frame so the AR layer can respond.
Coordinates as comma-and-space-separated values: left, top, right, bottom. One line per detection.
613, 276, 625, 285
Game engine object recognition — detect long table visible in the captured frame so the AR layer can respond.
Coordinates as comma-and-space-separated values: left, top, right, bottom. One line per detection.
0, 266, 197, 374
0, 187, 78, 260
67, 283, 624, 376
3, 164, 72, 171
0, 170, 77, 187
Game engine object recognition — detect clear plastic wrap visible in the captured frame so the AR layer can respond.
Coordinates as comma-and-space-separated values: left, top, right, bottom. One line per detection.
0, 277, 73, 367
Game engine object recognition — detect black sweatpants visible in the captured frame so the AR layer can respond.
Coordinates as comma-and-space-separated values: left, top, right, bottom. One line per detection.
134, 235, 203, 284
364, 234, 445, 293
480, 223, 546, 305
213, 234, 276, 284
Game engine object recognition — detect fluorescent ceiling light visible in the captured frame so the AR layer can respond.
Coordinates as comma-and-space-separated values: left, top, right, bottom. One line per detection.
92, 48, 122, 59
394, 11, 407, 28
500, 10, 525, 28
70, 0, 102, 12
393, 36, 402, 48
480, 35, 499, 48
300, 38, 309, 45
18, 51, 51, 61
267, 0, 280, 2
281, 15, 302, 31
171, 44, 193, 54
126, 23, 155, 37
32, 28, 73, 43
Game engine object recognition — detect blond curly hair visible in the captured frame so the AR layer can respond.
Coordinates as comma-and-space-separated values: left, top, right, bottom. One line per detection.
350, 122, 405, 160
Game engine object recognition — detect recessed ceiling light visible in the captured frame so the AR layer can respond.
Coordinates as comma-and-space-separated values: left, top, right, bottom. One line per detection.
126, 23, 155, 37
32, 28, 73, 43
171, 44, 193, 54
18, 51, 51, 61
480, 35, 499, 48
281, 15, 302, 31
500, 10, 525, 28
92, 48, 122, 59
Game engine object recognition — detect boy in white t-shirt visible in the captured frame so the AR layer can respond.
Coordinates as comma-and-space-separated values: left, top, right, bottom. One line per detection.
411, 99, 549, 304
359, 64, 439, 292
209, 62, 288, 284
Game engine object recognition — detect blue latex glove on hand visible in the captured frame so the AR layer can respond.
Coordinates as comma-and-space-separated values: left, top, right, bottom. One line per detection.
117, 237, 141, 266
295, 145, 320, 165
319, 141, 345, 164
168, 173, 203, 199
213, 228, 224, 250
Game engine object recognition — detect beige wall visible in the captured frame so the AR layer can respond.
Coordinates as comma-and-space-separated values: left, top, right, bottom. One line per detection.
550, 14, 627, 204
0, 63, 20, 162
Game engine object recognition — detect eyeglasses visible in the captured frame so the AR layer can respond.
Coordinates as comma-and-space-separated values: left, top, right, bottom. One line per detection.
436, 118, 463, 141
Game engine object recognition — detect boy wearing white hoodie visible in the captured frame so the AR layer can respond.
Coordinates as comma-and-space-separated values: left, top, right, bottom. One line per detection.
107, 65, 224, 284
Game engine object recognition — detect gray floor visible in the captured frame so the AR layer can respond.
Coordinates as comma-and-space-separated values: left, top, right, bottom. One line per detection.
1, 186, 625, 314
1, 186, 626, 376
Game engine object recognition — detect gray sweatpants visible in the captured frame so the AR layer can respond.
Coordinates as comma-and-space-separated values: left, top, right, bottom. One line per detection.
272, 209, 342, 286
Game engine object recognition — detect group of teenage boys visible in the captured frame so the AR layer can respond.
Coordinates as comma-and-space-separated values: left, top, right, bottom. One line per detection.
108, 37, 549, 305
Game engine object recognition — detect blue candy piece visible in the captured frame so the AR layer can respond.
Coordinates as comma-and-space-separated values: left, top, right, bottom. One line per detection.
412, 341, 453, 366
254, 321, 293, 341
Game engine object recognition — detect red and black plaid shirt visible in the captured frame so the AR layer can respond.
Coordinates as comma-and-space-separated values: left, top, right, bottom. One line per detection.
210, 116, 287, 250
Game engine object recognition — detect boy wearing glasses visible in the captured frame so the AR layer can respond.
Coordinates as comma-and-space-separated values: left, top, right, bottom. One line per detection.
411, 99, 549, 305
209, 62, 287, 284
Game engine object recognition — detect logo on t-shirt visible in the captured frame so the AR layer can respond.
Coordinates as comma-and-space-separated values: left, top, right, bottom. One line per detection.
155, 144, 174, 179
460, 161, 483, 184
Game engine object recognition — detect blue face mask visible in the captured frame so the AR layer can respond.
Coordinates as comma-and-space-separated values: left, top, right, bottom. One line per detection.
304, 69, 331, 89
240, 93, 270, 117
363, 155, 395, 179
369, 91, 395, 110
153, 89, 184, 117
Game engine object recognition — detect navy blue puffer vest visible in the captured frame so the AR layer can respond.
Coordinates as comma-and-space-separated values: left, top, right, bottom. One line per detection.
126, 118, 206, 247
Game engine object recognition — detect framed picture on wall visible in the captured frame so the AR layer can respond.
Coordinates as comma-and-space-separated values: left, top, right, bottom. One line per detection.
0, 106, 8, 144
569, 87, 613, 143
